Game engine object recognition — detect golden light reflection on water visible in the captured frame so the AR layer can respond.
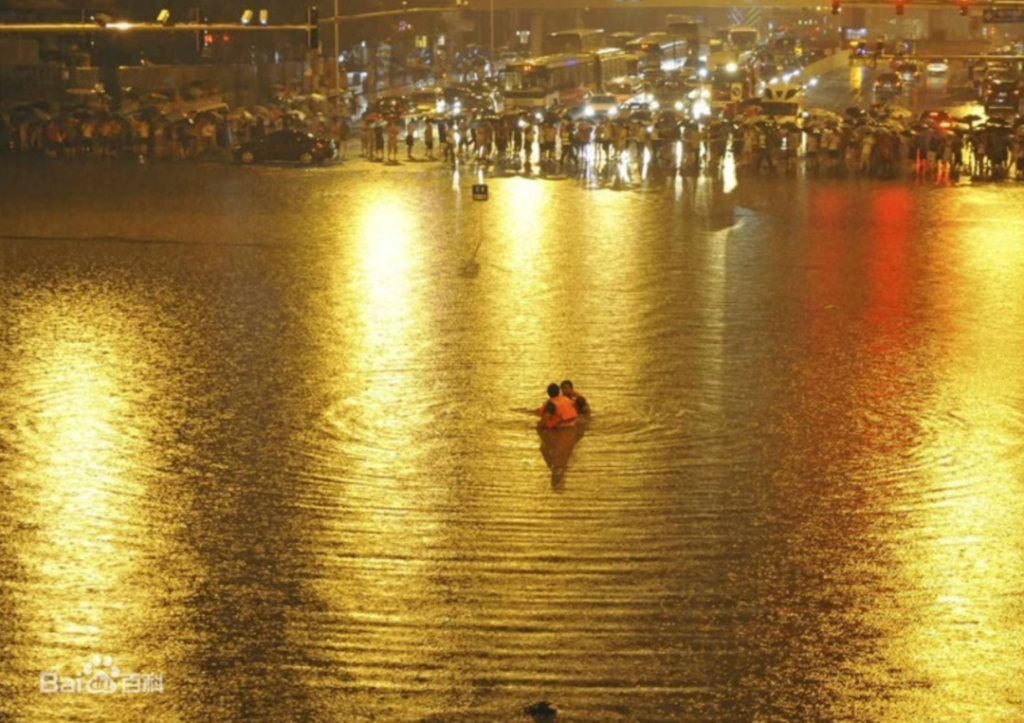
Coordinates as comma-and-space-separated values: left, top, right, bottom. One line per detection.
884, 216, 1024, 719
8, 298, 146, 680
319, 192, 452, 696
849, 64, 865, 93
4, 163, 1024, 723
352, 201, 418, 369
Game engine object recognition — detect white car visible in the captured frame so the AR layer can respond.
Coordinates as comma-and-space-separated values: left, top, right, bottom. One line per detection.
583, 93, 620, 118
926, 59, 949, 75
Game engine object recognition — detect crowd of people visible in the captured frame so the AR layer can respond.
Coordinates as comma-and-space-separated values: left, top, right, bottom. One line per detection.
0, 100, 348, 161
358, 106, 1024, 183
6, 92, 1024, 183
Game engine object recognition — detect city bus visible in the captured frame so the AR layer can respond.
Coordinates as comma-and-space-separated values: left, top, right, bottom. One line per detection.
504, 53, 596, 111
726, 26, 760, 52
543, 28, 607, 55
503, 48, 638, 112
665, 14, 701, 61
593, 47, 639, 86
626, 32, 690, 71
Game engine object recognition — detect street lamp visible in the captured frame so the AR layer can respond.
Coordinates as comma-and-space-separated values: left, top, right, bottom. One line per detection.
241, 9, 254, 25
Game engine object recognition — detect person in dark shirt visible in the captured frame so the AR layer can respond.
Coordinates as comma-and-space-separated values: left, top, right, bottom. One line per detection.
560, 380, 590, 416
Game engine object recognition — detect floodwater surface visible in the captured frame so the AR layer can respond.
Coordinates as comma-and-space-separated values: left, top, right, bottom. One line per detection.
1, 158, 1023, 723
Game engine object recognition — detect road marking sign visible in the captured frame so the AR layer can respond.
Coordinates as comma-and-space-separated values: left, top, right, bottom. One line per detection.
472, 183, 488, 201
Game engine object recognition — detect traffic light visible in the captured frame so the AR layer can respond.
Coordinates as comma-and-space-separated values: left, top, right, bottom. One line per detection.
895, 0, 905, 14
831, 0, 841, 14
958, 0, 969, 15
307, 6, 320, 50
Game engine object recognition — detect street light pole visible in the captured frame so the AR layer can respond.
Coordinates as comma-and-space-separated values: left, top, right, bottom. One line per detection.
334, 0, 341, 120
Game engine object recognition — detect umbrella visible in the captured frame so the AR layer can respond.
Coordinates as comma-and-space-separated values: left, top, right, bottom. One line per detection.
955, 114, 982, 125
285, 109, 306, 121
228, 108, 254, 121
845, 106, 867, 118
887, 105, 914, 120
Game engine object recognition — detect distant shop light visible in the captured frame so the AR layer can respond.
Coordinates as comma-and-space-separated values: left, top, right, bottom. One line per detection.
241, 9, 254, 25
156, 9, 171, 25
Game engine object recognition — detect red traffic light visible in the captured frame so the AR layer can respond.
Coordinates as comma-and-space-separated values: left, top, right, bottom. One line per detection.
895, 0, 906, 14
832, 0, 841, 13
958, 0, 969, 15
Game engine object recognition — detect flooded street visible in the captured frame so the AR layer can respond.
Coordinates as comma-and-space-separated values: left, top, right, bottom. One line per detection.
1, 157, 1024, 723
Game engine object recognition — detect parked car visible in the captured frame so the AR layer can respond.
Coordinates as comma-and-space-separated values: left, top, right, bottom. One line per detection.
234, 130, 336, 165
925, 58, 949, 75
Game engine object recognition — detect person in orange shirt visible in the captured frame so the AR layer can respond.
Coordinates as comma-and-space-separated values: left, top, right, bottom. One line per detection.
537, 383, 579, 430
560, 379, 590, 416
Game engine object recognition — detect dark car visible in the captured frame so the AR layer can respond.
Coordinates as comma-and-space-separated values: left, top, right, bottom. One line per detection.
920, 109, 954, 129
985, 79, 1021, 112
234, 130, 336, 165
451, 93, 497, 115
371, 95, 415, 117
874, 71, 904, 95
895, 62, 920, 79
